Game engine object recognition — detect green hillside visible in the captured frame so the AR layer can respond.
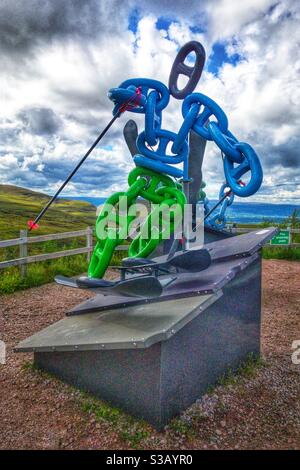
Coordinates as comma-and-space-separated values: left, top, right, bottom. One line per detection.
0, 185, 125, 294
0, 184, 96, 239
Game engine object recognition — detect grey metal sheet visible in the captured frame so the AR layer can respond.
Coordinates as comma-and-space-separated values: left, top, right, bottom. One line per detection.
152, 227, 276, 265
207, 227, 277, 261
69, 252, 259, 315
121, 227, 275, 270
15, 291, 221, 353
68, 229, 273, 316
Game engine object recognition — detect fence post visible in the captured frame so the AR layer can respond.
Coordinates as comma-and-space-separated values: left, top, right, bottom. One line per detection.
287, 225, 292, 246
19, 229, 28, 277
86, 227, 93, 262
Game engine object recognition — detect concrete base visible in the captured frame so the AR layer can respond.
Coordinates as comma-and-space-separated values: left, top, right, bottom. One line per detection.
33, 257, 261, 429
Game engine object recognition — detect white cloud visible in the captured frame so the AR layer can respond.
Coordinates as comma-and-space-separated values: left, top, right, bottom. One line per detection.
206, 0, 275, 42
0, 0, 299, 204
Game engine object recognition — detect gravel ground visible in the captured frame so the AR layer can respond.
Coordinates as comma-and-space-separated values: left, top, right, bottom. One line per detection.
0, 259, 299, 450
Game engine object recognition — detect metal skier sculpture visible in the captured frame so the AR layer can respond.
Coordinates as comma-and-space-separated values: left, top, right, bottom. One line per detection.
86, 40, 262, 279
29, 40, 263, 296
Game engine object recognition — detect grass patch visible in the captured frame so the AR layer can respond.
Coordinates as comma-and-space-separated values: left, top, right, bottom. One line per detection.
79, 394, 123, 425
0, 254, 89, 294
168, 417, 196, 439
217, 369, 237, 387
262, 246, 300, 261
205, 384, 216, 395
21, 361, 59, 382
21, 361, 38, 372
216, 353, 265, 388
217, 400, 230, 414
78, 392, 150, 449
236, 352, 265, 378
119, 428, 150, 449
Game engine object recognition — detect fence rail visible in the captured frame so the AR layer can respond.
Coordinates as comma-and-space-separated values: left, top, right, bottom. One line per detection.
228, 227, 300, 234
0, 227, 97, 276
0, 226, 299, 277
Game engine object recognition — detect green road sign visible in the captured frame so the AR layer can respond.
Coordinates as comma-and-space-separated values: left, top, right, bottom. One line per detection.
270, 230, 290, 245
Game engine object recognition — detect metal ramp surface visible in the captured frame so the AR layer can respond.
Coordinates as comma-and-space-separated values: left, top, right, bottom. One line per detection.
66, 227, 276, 316
15, 292, 220, 352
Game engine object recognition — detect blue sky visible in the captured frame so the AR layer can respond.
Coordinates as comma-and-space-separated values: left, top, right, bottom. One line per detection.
128, 11, 242, 74
0, 0, 299, 203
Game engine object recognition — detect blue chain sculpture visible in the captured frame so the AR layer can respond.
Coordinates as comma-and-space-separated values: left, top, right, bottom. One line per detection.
108, 63, 263, 224
89, 41, 263, 278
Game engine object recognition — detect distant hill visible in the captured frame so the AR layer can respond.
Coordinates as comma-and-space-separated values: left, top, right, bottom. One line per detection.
0, 184, 96, 239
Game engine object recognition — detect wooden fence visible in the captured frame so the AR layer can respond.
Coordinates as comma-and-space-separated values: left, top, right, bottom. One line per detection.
0, 226, 299, 277
0, 227, 93, 277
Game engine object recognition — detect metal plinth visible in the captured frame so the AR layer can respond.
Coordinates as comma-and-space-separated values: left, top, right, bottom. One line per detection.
15, 255, 262, 429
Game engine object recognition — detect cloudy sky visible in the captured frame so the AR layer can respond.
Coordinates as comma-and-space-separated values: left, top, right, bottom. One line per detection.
1, 0, 299, 203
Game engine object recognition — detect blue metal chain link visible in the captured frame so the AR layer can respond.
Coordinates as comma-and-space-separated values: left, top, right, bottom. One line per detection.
145, 90, 162, 146
182, 93, 229, 141
209, 183, 234, 230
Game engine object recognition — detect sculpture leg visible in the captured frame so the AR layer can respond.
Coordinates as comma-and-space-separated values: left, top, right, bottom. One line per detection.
123, 119, 139, 157
188, 129, 206, 206
123, 119, 165, 257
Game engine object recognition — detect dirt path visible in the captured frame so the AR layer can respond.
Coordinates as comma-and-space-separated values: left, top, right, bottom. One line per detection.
0, 260, 299, 450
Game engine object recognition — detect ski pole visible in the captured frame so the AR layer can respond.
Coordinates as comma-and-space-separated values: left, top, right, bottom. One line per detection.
28, 88, 142, 230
